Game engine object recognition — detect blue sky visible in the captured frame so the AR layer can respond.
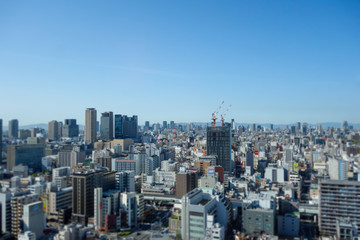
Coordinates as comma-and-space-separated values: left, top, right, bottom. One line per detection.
0, 1, 359, 125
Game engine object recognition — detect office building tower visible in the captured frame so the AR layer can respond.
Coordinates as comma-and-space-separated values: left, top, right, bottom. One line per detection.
0, 119, 2, 156
206, 124, 232, 173
169, 121, 175, 129
246, 151, 254, 172
342, 120, 349, 132
58, 121, 63, 138
18, 129, 31, 140
94, 188, 103, 230
231, 119, 235, 131
122, 115, 138, 139
115, 171, 135, 192
291, 126, 296, 135
181, 188, 232, 240
296, 122, 301, 131
144, 121, 150, 132
270, 124, 274, 130
58, 150, 72, 167
301, 122, 308, 134
22, 201, 45, 239
176, 172, 198, 199
30, 127, 41, 137
100, 112, 113, 141
113, 115, 138, 139
8, 119, 19, 138
7, 144, 45, 171
11, 193, 39, 237
319, 180, 360, 236
62, 119, 79, 138
71, 170, 103, 225
48, 120, 59, 140
85, 108, 97, 144
114, 114, 123, 138
328, 156, 348, 180
163, 121, 168, 129
120, 192, 137, 228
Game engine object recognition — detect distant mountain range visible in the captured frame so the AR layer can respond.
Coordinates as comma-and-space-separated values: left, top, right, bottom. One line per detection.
170, 122, 360, 129
2, 124, 85, 131
2, 122, 359, 131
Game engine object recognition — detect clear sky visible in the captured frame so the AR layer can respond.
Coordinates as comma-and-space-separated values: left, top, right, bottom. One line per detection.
0, 1, 359, 125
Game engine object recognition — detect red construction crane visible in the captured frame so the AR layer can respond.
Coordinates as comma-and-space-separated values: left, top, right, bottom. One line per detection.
211, 101, 224, 126
221, 104, 232, 126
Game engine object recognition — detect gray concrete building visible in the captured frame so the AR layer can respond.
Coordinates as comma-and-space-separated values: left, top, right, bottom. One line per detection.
8, 119, 19, 138
48, 120, 59, 140
206, 124, 232, 173
100, 111, 113, 141
85, 108, 97, 144
319, 180, 360, 236
7, 144, 45, 171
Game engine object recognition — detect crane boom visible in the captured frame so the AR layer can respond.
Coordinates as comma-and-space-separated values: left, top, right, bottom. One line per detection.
211, 101, 224, 126
221, 104, 232, 126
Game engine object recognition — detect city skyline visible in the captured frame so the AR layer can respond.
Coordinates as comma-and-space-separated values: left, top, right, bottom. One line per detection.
1, 1, 359, 124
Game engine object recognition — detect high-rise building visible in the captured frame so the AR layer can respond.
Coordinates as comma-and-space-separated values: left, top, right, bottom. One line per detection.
48, 120, 59, 140
100, 112, 113, 141
85, 108, 97, 144
113, 115, 138, 139
319, 180, 360, 236
22, 201, 46, 239
144, 121, 150, 132
58, 121, 63, 138
10, 193, 39, 237
206, 124, 232, 173
62, 119, 79, 138
328, 157, 348, 181
231, 119, 235, 131
114, 114, 123, 139
115, 171, 135, 192
163, 121, 168, 130
7, 144, 45, 171
94, 188, 103, 230
169, 121, 175, 129
176, 172, 198, 199
122, 115, 138, 139
8, 119, 19, 138
71, 170, 103, 225
120, 192, 137, 228
181, 188, 232, 240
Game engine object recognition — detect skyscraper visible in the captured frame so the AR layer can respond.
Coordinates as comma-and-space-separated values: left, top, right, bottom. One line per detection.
319, 180, 360, 236
206, 124, 232, 173
8, 119, 19, 138
85, 108, 97, 144
48, 120, 59, 140
163, 121, 168, 130
113, 115, 138, 139
169, 121, 175, 129
114, 114, 123, 139
144, 121, 150, 132
100, 112, 113, 141
62, 119, 79, 138
122, 115, 138, 139
94, 187, 103, 230
72, 170, 103, 226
